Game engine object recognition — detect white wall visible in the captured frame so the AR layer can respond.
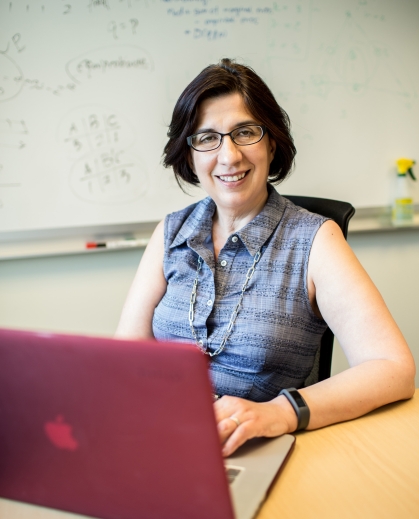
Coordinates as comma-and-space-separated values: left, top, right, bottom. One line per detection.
0, 229, 418, 386
0, 249, 140, 337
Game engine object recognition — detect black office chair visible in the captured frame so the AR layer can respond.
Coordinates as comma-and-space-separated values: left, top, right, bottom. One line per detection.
283, 195, 356, 385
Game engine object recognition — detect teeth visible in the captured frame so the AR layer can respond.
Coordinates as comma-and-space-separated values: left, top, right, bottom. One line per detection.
219, 172, 246, 182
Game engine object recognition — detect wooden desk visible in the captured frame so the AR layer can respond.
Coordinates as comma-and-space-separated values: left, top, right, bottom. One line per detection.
259, 389, 419, 519
1, 390, 418, 519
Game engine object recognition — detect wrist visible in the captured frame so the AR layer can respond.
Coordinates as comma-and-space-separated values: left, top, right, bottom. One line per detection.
279, 388, 310, 431
276, 394, 299, 433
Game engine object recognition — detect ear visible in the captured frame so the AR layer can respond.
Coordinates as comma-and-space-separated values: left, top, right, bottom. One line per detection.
268, 137, 276, 163
187, 150, 195, 173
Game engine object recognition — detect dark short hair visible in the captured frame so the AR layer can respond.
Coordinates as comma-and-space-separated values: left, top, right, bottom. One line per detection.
163, 58, 296, 189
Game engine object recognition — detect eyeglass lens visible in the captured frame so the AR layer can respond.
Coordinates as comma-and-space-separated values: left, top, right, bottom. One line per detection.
190, 125, 264, 151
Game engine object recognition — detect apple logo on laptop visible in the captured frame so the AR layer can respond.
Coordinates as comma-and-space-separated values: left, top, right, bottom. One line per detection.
44, 415, 79, 451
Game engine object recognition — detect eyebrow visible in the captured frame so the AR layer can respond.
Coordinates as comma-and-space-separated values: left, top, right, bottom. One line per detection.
194, 120, 260, 134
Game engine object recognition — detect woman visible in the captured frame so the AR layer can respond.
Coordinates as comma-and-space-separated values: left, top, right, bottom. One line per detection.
116, 59, 415, 456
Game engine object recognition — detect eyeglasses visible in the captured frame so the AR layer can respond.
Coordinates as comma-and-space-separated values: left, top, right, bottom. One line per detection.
186, 125, 267, 152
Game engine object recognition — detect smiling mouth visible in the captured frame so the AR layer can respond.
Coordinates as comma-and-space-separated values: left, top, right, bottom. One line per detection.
218, 171, 248, 182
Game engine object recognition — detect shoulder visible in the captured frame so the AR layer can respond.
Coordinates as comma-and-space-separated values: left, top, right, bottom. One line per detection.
311, 219, 347, 256
164, 196, 214, 244
279, 195, 329, 228
308, 218, 355, 292
269, 193, 329, 243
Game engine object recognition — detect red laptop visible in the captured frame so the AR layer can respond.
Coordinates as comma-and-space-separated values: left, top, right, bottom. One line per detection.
0, 328, 295, 519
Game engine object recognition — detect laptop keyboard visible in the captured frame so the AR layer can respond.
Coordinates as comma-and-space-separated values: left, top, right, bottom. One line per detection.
225, 465, 244, 485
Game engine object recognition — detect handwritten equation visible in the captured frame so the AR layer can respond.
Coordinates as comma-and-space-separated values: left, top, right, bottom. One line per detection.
165, 1, 311, 54
2, 1, 312, 57
0, 118, 28, 149
304, 10, 415, 103
58, 106, 135, 157
0, 119, 25, 209
4, 0, 154, 16
70, 148, 148, 204
65, 45, 153, 84
59, 106, 148, 204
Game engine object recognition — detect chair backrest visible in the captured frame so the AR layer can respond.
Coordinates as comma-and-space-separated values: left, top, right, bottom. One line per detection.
283, 195, 356, 384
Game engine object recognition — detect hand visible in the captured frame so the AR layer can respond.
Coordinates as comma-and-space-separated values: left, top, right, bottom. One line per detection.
214, 395, 297, 457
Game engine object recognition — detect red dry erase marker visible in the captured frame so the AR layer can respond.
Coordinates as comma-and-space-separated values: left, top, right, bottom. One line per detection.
86, 238, 148, 249
86, 242, 106, 248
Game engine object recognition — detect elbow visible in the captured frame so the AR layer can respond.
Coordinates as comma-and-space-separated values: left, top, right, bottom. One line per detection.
381, 354, 417, 402
404, 380, 416, 401
398, 357, 416, 400
406, 372, 416, 400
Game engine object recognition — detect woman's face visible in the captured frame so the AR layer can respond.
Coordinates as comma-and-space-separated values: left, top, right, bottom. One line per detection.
189, 93, 276, 217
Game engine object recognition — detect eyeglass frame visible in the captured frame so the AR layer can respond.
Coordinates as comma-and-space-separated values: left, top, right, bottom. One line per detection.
186, 124, 267, 152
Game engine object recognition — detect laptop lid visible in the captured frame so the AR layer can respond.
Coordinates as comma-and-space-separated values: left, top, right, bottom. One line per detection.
0, 328, 235, 519
0, 328, 295, 519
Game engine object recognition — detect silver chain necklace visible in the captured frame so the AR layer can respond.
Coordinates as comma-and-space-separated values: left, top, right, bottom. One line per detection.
188, 249, 262, 357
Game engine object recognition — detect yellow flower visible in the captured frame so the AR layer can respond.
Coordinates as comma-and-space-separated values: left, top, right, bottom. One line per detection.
396, 158, 415, 174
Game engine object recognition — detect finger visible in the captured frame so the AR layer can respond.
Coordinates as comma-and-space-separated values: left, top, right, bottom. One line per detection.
217, 416, 241, 444
221, 423, 251, 457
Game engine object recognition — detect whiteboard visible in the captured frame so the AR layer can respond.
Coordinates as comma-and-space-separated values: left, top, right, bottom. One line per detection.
1, 0, 419, 235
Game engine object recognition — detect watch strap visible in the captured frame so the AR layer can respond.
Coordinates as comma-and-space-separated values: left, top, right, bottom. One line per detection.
279, 387, 310, 431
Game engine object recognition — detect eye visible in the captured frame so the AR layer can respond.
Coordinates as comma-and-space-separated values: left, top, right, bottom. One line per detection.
235, 126, 257, 137
197, 132, 219, 144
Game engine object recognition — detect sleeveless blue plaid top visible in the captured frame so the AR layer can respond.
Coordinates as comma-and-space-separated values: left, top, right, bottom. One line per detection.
152, 186, 329, 402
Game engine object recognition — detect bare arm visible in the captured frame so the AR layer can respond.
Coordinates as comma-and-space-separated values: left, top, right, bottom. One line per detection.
299, 219, 415, 426
115, 220, 167, 339
216, 220, 416, 455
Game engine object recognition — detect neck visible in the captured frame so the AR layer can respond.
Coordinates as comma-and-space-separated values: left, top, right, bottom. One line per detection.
211, 188, 269, 258
215, 188, 269, 232
213, 210, 254, 236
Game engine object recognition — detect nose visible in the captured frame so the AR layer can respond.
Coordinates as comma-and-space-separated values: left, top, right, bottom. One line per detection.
217, 134, 242, 166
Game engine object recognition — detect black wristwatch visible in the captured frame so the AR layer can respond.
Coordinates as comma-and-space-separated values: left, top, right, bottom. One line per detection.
279, 388, 310, 431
